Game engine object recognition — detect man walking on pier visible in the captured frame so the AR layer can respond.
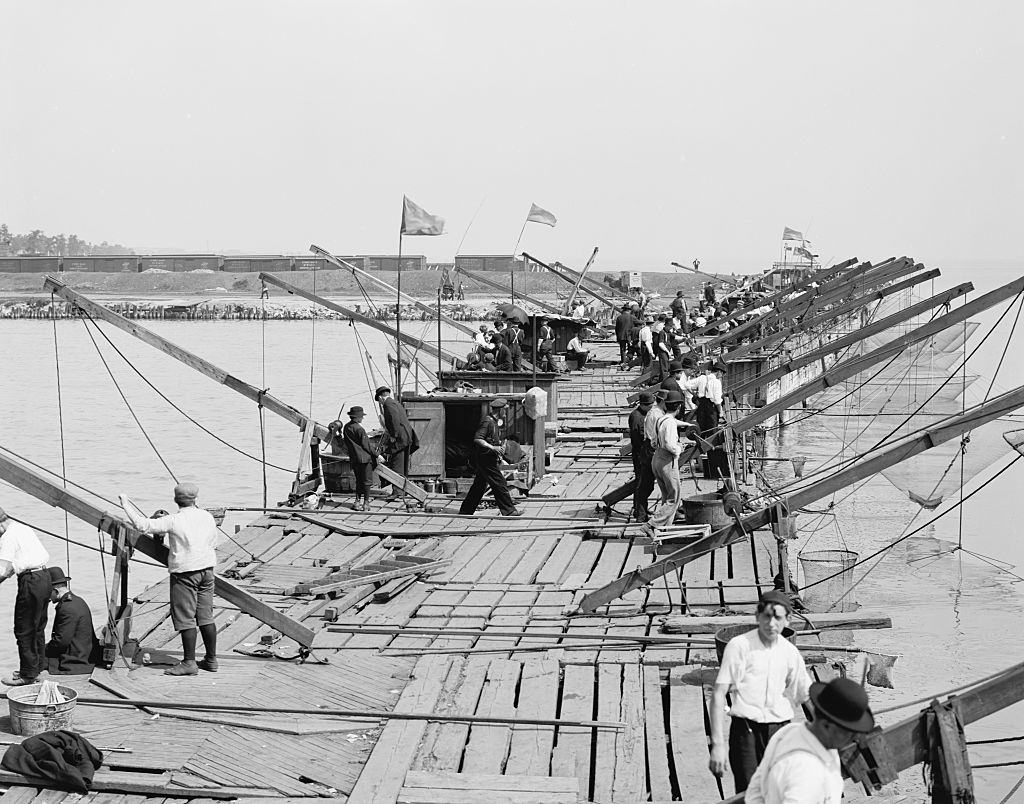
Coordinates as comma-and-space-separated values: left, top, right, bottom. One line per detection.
375, 386, 420, 487
614, 304, 635, 367
0, 508, 52, 686
709, 590, 812, 793
459, 398, 523, 517
649, 390, 685, 529
120, 483, 219, 676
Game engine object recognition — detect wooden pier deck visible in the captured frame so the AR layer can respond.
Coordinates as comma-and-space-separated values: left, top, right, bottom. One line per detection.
0, 351, 889, 803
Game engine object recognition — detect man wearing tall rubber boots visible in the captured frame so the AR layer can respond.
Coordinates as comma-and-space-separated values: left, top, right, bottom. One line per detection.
119, 483, 219, 676
0, 507, 51, 686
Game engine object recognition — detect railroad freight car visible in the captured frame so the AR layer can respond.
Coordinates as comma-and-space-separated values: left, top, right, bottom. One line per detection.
140, 255, 223, 272
222, 256, 294, 273
364, 255, 426, 271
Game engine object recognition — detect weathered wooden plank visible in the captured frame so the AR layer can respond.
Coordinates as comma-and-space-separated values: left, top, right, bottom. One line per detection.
592, 663, 620, 804
460, 659, 521, 774
504, 657, 559, 776
643, 664, 673, 802
347, 654, 450, 803
413, 657, 487, 772
550, 664, 594, 801
611, 663, 646, 802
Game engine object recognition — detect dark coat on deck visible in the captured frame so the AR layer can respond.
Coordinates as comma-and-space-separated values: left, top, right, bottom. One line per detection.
45, 592, 99, 675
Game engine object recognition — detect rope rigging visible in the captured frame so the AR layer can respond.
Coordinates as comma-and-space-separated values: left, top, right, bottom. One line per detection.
77, 306, 291, 473
50, 291, 72, 573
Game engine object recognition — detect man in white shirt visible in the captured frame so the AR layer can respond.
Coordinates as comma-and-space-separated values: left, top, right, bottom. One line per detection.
120, 483, 219, 677
638, 317, 654, 369
696, 359, 727, 440
709, 591, 812, 792
473, 324, 494, 357
0, 507, 51, 686
649, 390, 685, 529
745, 677, 875, 804
566, 330, 589, 371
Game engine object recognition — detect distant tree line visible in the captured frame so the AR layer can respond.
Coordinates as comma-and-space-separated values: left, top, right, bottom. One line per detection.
0, 224, 134, 256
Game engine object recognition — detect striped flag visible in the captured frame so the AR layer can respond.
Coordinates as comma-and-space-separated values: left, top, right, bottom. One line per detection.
401, 196, 446, 236
782, 226, 804, 241
526, 203, 557, 227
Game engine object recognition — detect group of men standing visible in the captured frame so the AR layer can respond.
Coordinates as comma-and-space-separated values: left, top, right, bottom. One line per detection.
628, 357, 729, 524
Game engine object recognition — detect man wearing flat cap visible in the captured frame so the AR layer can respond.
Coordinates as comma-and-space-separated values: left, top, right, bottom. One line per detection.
0, 507, 51, 686
459, 398, 523, 517
120, 483, 219, 676
342, 405, 378, 511
709, 590, 812, 793
45, 567, 99, 676
746, 677, 875, 803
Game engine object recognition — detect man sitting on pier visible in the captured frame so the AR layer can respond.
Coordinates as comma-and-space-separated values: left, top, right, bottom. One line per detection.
709, 590, 812, 793
45, 567, 99, 676
119, 483, 219, 676
491, 332, 514, 371
566, 329, 589, 371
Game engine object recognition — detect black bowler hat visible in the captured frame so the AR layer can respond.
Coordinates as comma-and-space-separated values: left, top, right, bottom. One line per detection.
348, 406, 365, 417
809, 677, 875, 733
374, 386, 391, 398
668, 360, 683, 373
48, 567, 70, 585
638, 391, 656, 406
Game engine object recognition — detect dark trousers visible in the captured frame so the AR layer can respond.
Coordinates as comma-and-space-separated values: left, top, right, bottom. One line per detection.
537, 349, 557, 373
352, 461, 374, 496
695, 397, 718, 440
567, 349, 588, 369
618, 340, 629, 363
511, 345, 523, 371
729, 717, 789, 793
388, 447, 410, 478
459, 453, 516, 515
632, 448, 656, 521
656, 352, 669, 382
15, 570, 52, 679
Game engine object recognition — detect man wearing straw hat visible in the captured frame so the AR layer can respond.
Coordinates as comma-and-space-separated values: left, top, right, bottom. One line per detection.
709, 590, 812, 793
0, 507, 51, 686
119, 483, 218, 676
745, 677, 876, 803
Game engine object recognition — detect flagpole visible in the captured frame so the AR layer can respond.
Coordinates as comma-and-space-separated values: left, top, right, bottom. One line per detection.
510, 216, 529, 305
396, 232, 403, 395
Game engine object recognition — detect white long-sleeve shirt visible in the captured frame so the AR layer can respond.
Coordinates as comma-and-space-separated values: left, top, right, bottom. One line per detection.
643, 405, 665, 448
655, 412, 682, 456
474, 331, 495, 351
697, 373, 724, 405
127, 505, 219, 573
0, 521, 49, 578
638, 326, 653, 355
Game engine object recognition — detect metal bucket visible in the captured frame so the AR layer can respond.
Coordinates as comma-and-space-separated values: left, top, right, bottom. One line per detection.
714, 625, 796, 662
681, 493, 731, 529
798, 549, 859, 612
6, 683, 78, 736
441, 479, 458, 495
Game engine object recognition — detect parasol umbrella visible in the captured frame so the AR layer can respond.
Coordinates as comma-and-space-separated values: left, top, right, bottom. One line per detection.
496, 302, 530, 324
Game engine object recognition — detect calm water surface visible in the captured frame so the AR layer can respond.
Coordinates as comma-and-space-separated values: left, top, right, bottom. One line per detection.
1, 268, 1023, 799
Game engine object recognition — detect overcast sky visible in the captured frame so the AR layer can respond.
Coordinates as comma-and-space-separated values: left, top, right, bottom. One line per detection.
1, 1, 1020, 272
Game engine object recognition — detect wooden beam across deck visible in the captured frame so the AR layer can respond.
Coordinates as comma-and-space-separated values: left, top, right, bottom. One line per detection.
722, 266, 942, 363
0, 448, 316, 646
687, 257, 863, 338
728, 279, 973, 398
579, 381, 1024, 611
728, 273, 1024, 435
43, 276, 426, 501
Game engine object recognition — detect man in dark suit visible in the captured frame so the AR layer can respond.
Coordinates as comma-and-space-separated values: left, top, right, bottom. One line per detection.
45, 567, 98, 676
491, 332, 514, 371
342, 406, 378, 511
375, 386, 419, 494
614, 304, 635, 367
